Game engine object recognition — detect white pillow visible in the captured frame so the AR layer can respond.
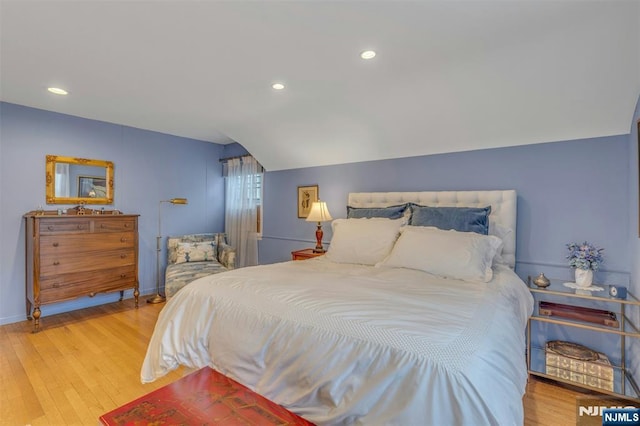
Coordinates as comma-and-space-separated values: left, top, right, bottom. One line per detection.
325, 218, 404, 265
491, 223, 513, 267
379, 226, 503, 282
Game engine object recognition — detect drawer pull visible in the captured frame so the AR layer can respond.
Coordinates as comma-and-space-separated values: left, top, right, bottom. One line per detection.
48, 226, 54, 231
52, 283, 60, 288
77, 225, 83, 230
52, 242, 59, 247
100, 224, 105, 228
124, 223, 130, 228
53, 261, 60, 266
120, 273, 127, 279
120, 237, 127, 243
120, 254, 127, 259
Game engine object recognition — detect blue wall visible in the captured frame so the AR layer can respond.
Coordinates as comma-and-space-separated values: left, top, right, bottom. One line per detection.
1, 99, 636, 355
0, 102, 226, 324
222, 142, 250, 159
261, 135, 631, 287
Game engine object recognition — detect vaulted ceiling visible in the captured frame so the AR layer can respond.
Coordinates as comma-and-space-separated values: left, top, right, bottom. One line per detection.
1, 1, 638, 171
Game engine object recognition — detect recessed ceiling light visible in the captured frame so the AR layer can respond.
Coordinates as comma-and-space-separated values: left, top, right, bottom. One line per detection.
47, 87, 68, 95
272, 83, 285, 90
360, 50, 376, 60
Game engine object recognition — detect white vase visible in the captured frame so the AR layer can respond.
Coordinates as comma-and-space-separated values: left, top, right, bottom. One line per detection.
575, 269, 593, 288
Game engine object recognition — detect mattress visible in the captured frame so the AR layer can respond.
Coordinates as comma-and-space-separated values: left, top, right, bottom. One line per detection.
141, 258, 533, 425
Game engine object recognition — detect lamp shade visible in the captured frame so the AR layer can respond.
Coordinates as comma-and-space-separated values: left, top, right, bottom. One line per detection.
306, 201, 332, 222
167, 198, 188, 204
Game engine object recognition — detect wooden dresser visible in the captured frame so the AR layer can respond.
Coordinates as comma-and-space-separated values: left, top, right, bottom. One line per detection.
24, 212, 140, 332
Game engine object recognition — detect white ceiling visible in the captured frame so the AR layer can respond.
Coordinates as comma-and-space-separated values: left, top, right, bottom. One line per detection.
1, 1, 639, 171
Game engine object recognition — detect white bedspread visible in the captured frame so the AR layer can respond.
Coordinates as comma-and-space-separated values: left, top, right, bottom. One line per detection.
141, 258, 533, 425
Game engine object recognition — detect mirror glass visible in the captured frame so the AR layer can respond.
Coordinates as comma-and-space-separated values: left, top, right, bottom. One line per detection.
46, 155, 114, 205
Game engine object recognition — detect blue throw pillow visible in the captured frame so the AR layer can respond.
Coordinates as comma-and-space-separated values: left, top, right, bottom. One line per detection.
409, 205, 491, 235
347, 204, 408, 219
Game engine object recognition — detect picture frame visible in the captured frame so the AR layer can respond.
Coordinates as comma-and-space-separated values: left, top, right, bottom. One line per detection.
78, 175, 107, 198
298, 185, 319, 218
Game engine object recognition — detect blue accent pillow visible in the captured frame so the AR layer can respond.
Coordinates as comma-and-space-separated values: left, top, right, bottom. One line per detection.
409, 205, 491, 235
347, 204, 408, 219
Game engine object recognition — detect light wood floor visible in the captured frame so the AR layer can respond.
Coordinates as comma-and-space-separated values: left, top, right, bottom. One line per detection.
1, 300, 585, 425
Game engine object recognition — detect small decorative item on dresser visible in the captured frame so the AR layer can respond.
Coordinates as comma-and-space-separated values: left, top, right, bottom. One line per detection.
533, 273, 551, 288
566, 241, 604, 288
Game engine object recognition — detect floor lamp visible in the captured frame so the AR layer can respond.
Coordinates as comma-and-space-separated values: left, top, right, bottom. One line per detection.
147, 197, 188, 304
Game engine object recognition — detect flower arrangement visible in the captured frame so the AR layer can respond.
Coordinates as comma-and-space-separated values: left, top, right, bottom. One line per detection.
566, 241, 604, 271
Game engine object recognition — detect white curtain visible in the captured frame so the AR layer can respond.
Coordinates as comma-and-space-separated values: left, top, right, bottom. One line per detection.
225, 157, 261, 267
55, 163, 70, 197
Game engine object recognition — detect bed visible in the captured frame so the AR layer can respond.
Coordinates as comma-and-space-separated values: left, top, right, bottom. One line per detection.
141, 190, 534, 425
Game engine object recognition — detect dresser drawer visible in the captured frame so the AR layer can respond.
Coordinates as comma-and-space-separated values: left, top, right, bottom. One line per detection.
39, 266, 136, 303
94, 218, 136, 232
40, 248, 136, 276
39, 218, 90, 234
40, 232, 136, 255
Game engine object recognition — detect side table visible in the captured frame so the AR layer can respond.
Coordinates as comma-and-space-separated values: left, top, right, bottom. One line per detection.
526, 275, 639, 401
291, 248, 325, 261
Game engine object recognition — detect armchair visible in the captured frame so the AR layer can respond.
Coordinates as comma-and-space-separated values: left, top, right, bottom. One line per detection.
164, 233, 236, 299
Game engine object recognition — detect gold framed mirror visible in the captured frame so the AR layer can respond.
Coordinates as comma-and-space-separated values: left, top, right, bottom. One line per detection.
45, 155, 114, 205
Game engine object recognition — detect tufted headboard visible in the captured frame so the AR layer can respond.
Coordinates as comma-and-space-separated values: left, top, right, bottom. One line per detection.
347, 190, 517, 268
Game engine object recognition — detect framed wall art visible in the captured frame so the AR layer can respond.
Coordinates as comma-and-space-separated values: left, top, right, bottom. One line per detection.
298, 185, 318, 218
78, 175, 107, 198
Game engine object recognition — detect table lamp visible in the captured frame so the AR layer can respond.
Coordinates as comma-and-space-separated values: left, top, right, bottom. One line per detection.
305, 201, 332, 253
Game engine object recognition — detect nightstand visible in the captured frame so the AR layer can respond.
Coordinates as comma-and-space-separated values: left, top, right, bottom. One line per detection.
291, 248, 325, 261
526, 276, 640, 401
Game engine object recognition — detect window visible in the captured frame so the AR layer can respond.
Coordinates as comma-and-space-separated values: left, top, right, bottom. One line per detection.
224, 172, 262, 234
223, 156, 263, 267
